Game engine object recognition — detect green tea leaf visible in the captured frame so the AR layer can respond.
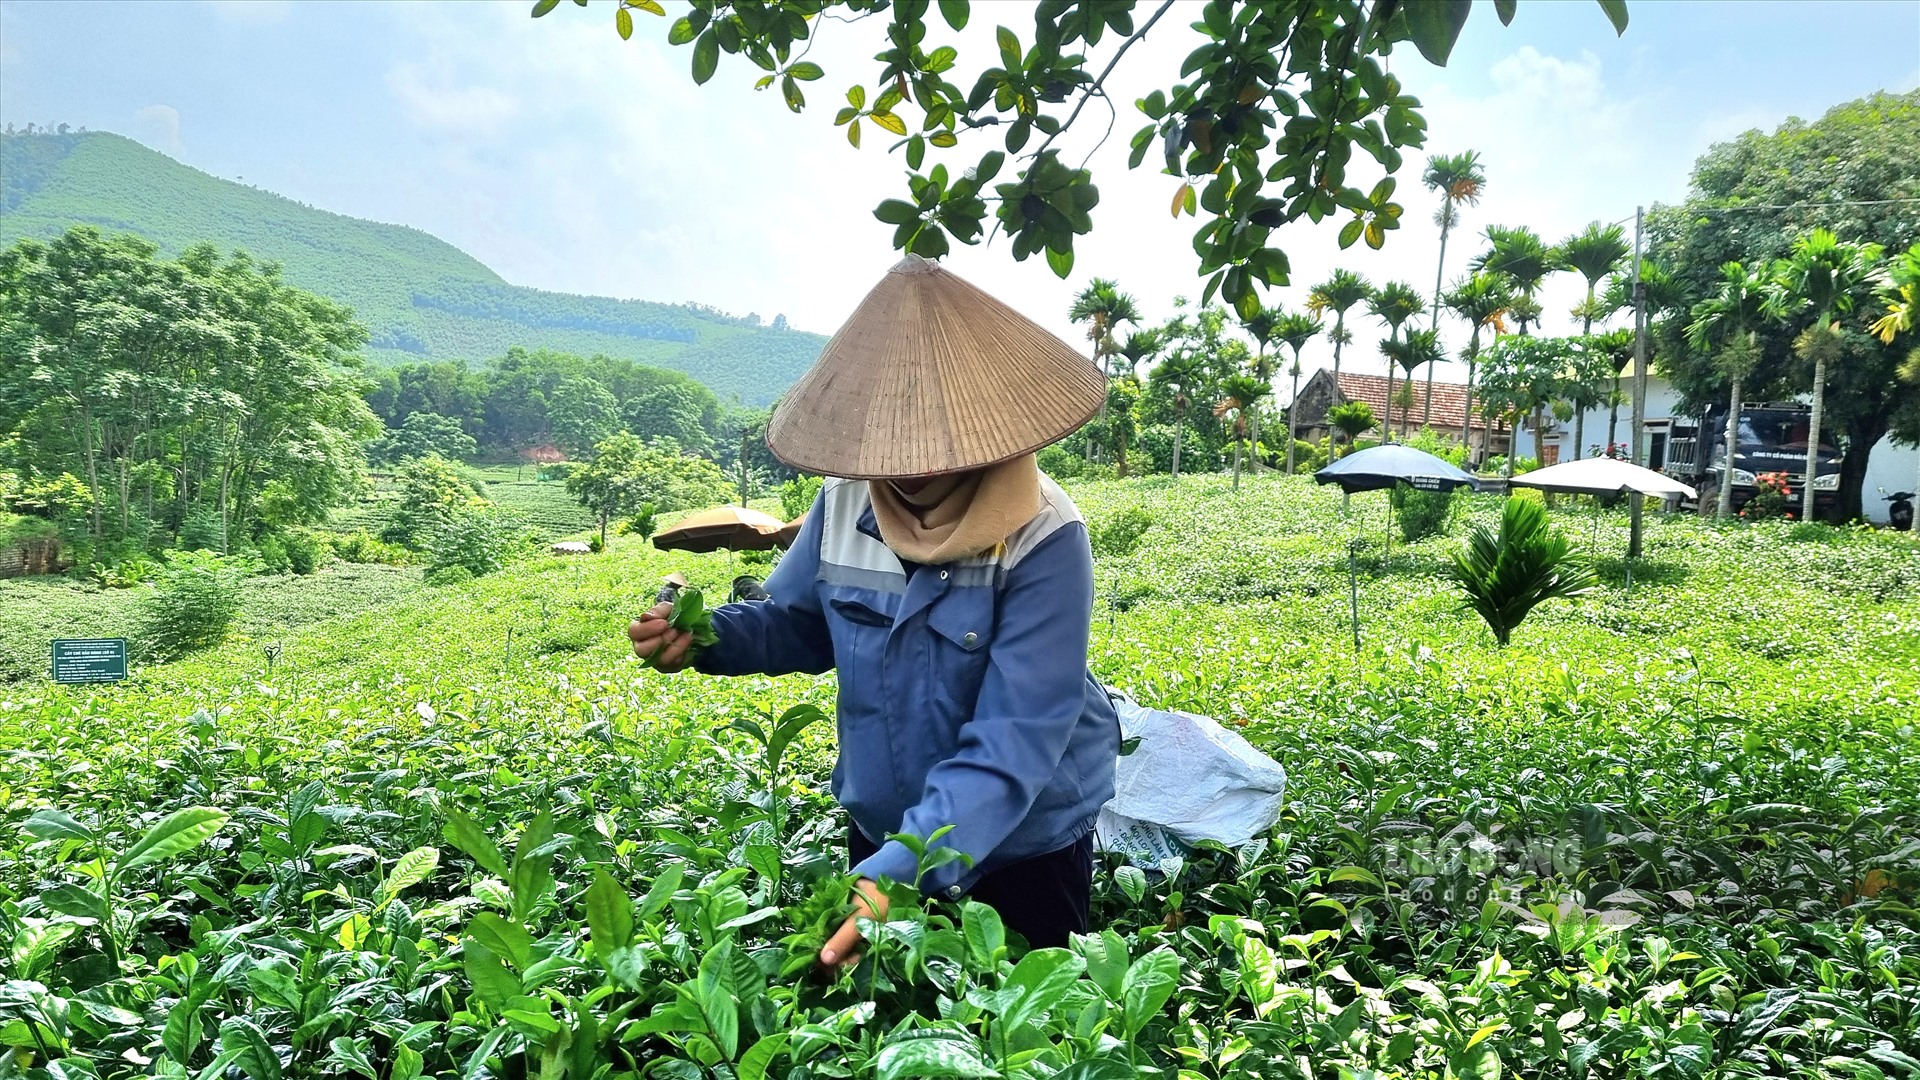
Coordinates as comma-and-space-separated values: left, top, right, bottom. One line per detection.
376, 846, 439, 912
586, 869, 634, 952
22, 809, 94, 843
874, 1032, 997, 1080
468, 912, 536, 970
997, 948, 1085, 1030
441, 809, 509, 878
118, 807, 229, 876
1121, 948, 1180, 1038
219, 1018, 282, 1080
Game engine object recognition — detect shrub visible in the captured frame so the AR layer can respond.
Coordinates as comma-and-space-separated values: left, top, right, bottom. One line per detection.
327, 530, 412, 565
1743, 471, 1795, 521
87, 558, 159, 589
1089, 506, 1154, 557
283, 528, 326, 575
587, 533, 605, 554
1390, 483, 1458, 543
779, 474, 825, 521
1449, 496, 1597, 646
137, 550, 247, 660
254, 535, 292, 575
386, 455, 490, 548
1037, 444, 1117, 481
423, 564, 475, 587
426, 508, 522, 578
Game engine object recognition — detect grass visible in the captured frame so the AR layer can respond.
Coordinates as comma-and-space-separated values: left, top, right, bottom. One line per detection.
3, 475, 1917, 1079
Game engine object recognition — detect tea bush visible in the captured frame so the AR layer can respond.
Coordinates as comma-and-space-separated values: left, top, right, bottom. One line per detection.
2, 475, 1917, 1080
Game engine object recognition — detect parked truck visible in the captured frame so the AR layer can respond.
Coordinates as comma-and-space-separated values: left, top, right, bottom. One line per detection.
1662, 402, 1842, 518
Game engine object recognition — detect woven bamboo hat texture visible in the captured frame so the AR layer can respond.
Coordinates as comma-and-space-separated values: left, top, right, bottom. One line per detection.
766, 255, 1105, 479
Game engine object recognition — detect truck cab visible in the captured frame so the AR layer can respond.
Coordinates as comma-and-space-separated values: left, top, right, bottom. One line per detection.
1663, 403, 1842, 517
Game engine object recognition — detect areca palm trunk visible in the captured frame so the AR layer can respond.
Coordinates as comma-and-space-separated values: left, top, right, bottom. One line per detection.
1460, 327, 1481, 449
1332, 315, 1348, 376
1285, 360, 1302, 474
1718, 370, 1742, 518
1804, 325, 1828, 523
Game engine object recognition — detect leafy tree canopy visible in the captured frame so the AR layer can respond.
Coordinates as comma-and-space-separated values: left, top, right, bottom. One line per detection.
1649, 91, 1919, 519
538, 0, 1627, 319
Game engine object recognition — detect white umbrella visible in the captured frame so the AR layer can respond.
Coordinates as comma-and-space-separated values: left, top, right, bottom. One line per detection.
1509, 457, 1696, 500
1510, 457, 1696, 584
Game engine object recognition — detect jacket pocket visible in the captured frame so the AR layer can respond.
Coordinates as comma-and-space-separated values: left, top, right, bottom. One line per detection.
925, 588, 995, 713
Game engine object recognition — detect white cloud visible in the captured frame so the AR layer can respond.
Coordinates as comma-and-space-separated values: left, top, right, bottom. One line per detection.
386, 59, 523, 136
204, 0, 292, 26
134, 103, 183, 156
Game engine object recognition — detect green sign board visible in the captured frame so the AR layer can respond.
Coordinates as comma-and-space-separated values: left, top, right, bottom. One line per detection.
50, 638, 129, 684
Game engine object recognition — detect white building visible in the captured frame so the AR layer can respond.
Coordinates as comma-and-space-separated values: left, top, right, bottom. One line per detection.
1509, 369, 1919, 525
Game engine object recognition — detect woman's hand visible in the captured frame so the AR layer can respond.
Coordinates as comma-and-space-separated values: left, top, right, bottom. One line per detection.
820, 878, 888, 968
628, 601, 694, 671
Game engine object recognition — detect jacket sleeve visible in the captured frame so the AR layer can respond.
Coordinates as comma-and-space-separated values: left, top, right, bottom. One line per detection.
692, 496, 835, 678
852, 522, 1093, 894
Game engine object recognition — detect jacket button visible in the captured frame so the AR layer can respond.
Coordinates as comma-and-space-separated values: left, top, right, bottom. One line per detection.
962, 632, 978, 647
939, 570, 949, 580
947, 885, 963, 899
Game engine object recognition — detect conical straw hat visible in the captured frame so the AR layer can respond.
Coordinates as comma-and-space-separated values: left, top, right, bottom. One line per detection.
767, 256, 1105, 479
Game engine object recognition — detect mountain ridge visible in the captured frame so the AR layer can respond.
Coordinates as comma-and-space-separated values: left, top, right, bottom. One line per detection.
0, 131, 821, 404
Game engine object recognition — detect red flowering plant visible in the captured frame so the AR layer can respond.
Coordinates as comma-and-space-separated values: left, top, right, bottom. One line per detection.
1742, 471, 1795, 521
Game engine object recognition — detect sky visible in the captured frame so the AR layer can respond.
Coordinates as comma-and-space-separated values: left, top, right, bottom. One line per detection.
2, 0, 1917, 386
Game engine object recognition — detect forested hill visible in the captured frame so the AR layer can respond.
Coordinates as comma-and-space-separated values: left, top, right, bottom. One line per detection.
0, 131, 822, 404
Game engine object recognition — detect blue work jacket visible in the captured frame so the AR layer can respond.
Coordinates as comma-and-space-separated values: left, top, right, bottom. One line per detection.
695, 476, 1119, 898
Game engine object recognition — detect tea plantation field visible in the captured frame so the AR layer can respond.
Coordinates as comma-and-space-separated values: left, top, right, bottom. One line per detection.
3, 476, 1918, 1080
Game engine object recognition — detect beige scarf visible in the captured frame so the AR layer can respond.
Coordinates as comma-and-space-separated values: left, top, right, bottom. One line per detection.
868, 455, 1042, 564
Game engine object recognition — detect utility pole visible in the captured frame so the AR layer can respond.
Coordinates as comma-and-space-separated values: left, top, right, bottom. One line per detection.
1628, 205, 1648, 558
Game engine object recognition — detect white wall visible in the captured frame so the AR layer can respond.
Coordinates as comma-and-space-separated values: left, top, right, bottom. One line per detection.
1513, 376, 1919, 524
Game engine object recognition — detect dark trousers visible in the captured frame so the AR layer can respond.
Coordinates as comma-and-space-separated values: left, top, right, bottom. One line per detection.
848, 826, 1093, 949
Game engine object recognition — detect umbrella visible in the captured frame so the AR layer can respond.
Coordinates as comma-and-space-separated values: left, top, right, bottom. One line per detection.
774, 514, 806, 551
1313, 444, 1481, 494
1508, 457, 1696, 501
1314, 445, 1479, 650
1510, 457, 1697, 579
652, 505, 787, 554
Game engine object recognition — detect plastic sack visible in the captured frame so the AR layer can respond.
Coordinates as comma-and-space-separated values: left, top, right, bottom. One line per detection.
1095, 688, 1288, 871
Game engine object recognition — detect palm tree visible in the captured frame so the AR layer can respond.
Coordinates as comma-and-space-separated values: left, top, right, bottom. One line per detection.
1442, 272, 1513, 453
1327, 400, 1376, 453
1366, 281, 1425, 443
1069, 278, 1141, 459
1306, 270, 1373, 378
1385, 329, 1444, 437
1687, 261, 1769, 517
1556, 222, 1630, 459
1241, 307, 1282, 470
1273, 311, 1322, 473
1870, 241, 1920, 347
1421, 151, 1486, 423
1148, 346, 1209, 480
1763, 229, 1884, 522
1472, 226, 1555, 334
1215, 372, 1270, 491
1114, 328, 1165, 379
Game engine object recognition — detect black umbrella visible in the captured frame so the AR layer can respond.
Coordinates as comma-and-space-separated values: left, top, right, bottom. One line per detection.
1315, 445, 1480, 650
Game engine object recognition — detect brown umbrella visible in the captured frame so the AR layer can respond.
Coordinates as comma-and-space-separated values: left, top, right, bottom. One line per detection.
652, 505, 787, 553
774, 514, 806, 550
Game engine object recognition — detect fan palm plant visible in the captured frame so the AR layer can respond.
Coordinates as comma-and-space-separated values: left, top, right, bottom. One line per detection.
1367, 281, 1425, 443
1472, 226, 1555, 333
1306, 270, 1373, 377
1069, 278, 1141, 459
1442, 272, 1513, 451
1421, 150, 1486, 422
1273, 311, 1321, 472
1762, 229, 1884, 521
1687, 260, 1769, 517
1450, 496, 1597, 646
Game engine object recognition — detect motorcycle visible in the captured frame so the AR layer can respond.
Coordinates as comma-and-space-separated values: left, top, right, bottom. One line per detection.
1884, 488, 1915, 532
